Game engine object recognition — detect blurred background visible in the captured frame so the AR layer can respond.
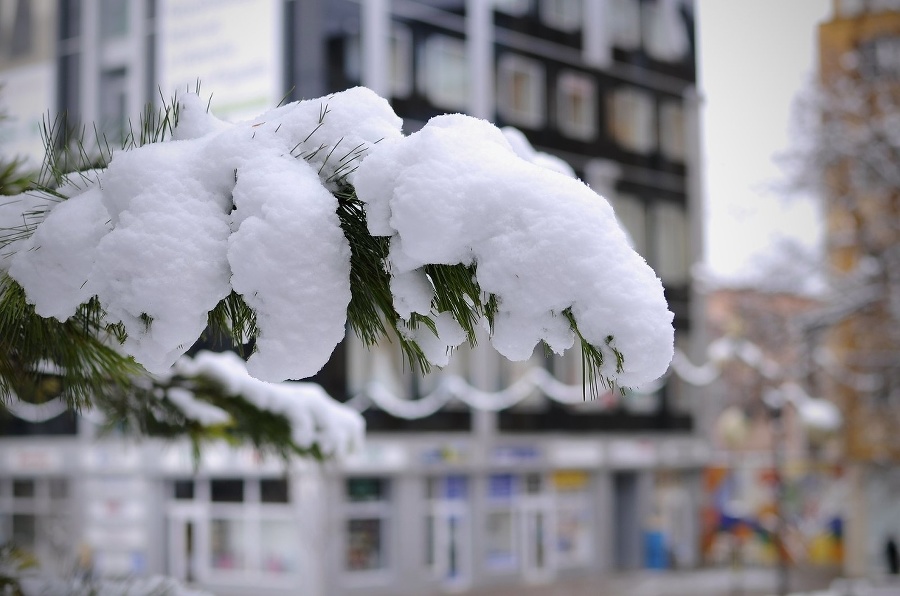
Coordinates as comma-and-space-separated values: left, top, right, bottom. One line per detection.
0, 1, 898, 595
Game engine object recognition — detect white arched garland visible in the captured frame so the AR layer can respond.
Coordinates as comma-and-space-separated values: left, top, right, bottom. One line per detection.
7, 336, 851, 430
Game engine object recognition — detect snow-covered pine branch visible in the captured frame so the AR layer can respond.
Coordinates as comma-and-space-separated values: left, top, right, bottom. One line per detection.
0, 87, 674, 395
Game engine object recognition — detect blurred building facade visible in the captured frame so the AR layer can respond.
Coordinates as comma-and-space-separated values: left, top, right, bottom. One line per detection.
0, 1, 708, 594
818, 0, 900, 580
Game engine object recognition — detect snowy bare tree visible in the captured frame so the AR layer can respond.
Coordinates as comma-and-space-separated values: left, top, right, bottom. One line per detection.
790, 32, 900, 461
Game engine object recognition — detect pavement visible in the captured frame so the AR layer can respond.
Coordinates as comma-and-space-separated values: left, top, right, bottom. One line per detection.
460, 567, 900, 596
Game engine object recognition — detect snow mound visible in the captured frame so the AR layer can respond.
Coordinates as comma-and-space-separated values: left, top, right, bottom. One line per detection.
173, 350, 365, 457
7, 87, 401, 380
356, 114, 674, 386
4, 87, 674, 389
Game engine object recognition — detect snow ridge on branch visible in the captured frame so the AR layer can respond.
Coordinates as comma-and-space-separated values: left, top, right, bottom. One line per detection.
1, 87, 674, 397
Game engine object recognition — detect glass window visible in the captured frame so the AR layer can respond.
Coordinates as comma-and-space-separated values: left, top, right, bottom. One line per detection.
555, 503, 591, 566
420, 34, 468, 111
60, 0, 82, 40
539, 0, 582, 33
173, 480, 194, 500
12, 514, 36, 550
347, 478, 387, 502
485, 511, 516, 568
100, 0, 129, 39
343, 24, 413, 98
488, 473, 517, 500
210, 518, 246, 570
99, 68, 128, 145
494, 0, 532, 16
11, 0, 34, 57
12, 480, 34, 499
659, 99, 686, 162
211, 479, 244, 503
424, 512, 435, 566
653, 201, 690, 285
610, 194, 647, 257
390, 24, 413, 98
525, 473, 542, 495
260, 518, 296, 573
261, 479, 289, 504
642, 0, 690, 63
48, 478, 68, 500
608, 87, 657, 154
497, 53, 545, 129
609, 0, 641, 50
346, 518, 385, 571
556, 70, 597, 140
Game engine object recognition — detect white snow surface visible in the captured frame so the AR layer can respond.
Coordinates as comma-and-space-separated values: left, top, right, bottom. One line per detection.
171, 350, 365, 457
4, 87, 674, 388
166, 386, 232, 427
6, 88, 400, 380
356, 114, 674, 386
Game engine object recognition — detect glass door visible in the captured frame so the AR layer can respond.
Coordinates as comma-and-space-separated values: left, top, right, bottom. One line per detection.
520, 497, 554, 583
427, 475, 471, 590
519, 473, 554, 583
167, 505, 203, 584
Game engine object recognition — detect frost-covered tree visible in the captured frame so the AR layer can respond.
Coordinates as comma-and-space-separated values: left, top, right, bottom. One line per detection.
0, 87, 674, 456
788, 33, 900, 460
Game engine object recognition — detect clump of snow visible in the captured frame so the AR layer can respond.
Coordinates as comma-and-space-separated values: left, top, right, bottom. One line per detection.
501, 127, 576, 177
166, 386, 232, 427
5, 88, 401, 380
173, 351, 365, 457
4, 87, 674, 389
357, 114, 674, 386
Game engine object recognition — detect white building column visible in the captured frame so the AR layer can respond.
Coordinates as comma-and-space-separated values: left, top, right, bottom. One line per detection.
466, 0, 493, 120
361, 0, 391, 97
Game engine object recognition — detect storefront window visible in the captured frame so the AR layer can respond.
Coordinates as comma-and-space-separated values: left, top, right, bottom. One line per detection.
0, 477, 71, 572
11, 514, 36, 551
344, 477, 391, 573
346, 518, 385, 570
485, 511, 516, 568
167, 476, 299, 581
553, 471, 592, 567
260, 518, 296, 573
210, 518, 246, 570
486, 473, 518, 569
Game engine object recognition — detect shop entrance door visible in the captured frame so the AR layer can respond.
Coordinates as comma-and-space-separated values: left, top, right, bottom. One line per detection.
432, 500, 471, 590
520, 497, 554, 583
167, 505, 202, 583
